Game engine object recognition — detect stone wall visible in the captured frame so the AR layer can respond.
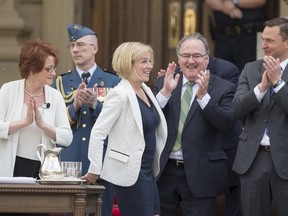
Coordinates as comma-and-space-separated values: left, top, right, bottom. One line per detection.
0, 0, 78, 86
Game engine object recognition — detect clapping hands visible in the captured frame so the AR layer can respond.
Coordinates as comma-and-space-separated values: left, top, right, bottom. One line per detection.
196, 70, 210, 99
160, 62, 180, 97
74, 83, 98, 111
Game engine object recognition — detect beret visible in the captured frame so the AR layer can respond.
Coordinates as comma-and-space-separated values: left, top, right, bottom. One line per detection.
67, 24, 97, 42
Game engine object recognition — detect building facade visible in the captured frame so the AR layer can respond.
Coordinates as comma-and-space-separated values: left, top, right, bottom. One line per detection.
0, 0, 286, 86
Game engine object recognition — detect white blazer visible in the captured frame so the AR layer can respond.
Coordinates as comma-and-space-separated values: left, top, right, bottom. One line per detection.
0, 79, 73, 177
88, 79, 167, 187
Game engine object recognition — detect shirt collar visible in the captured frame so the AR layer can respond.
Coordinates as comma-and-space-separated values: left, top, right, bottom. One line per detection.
182, 76, 196, 87
182, 76, 190, 86
76, 63, 97, 78
280, 59, 288, 73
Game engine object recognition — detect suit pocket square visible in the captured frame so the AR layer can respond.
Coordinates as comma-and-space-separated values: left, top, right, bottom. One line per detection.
109, 149, 130, 163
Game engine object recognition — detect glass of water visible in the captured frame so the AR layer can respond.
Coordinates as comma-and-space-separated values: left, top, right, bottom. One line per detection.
61, 161, 82, 180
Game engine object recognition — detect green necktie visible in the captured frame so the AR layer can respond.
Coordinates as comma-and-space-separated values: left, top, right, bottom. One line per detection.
172, 81, 195, 152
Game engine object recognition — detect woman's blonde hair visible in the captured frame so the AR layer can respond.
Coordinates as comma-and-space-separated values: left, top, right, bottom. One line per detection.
112, 42, 154, 79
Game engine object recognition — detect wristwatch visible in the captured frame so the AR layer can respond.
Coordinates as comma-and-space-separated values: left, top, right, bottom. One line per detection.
273, 79, 284, 88
232, 0, 239, 6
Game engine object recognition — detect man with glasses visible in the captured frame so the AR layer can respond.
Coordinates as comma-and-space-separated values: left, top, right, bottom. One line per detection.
155, 33, 236, 215
52, 24, 120, 216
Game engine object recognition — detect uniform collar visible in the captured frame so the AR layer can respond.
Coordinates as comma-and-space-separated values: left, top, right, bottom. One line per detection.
76, 63, 97, 78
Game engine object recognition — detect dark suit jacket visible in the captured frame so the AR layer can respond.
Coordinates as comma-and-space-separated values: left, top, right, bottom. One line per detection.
208, 57, 241, 187
208, 57, 239, 87
156, 72, 236, 197
233, 59, 288, 180
52, 66, 120, 174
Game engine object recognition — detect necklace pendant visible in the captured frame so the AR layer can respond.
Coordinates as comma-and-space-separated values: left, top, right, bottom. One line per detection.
24, 89, 44, 98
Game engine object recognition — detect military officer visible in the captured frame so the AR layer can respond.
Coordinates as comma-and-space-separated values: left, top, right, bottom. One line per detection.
52, 24, 120, 216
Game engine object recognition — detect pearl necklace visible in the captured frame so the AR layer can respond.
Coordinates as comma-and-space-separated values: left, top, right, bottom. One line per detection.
24, 89, 44, 98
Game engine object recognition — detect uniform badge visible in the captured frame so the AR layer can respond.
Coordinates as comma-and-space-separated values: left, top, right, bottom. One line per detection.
97, 87, 112, 103
100, 81, 105, 87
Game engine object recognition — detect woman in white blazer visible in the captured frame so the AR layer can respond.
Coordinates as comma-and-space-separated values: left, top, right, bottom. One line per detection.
0, 39, 72, 178
82, 42, 179, 216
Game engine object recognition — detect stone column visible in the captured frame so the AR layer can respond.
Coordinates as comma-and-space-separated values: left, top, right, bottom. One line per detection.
42, 0, 76, 74
0, 0, 24, 60
0, 0, 25, 85
280, 0, 288, 17
256, 32, 264, 60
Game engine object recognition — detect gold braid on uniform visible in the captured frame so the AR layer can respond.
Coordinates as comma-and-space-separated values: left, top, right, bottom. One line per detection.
56, 75, 78, 125
55, 76, 77, 104
66, 107, 75, 125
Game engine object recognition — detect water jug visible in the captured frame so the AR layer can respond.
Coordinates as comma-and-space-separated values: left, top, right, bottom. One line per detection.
36, 144, 63, 179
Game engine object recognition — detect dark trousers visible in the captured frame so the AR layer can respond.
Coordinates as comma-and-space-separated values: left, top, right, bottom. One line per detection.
224, 185, 241, 216
224, 147, 241, 216
157, 160, 216, 216
97, 179, 114, 216
240, 150, 288, 216
14, 156, 41, 178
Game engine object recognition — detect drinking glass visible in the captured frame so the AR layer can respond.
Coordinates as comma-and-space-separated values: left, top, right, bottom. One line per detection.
61, 161, 82, 180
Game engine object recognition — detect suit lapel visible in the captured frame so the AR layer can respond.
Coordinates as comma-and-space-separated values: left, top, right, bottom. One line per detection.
258, 66, 271, 108
183, 76, 215, 129
270, 64, 288, 109
172, 76, 183, 125
67, 70, 81, 93
122, 80, 144, 136
183, 99, 198, 130
281, 64, 288, 83
89, 67, 104, 88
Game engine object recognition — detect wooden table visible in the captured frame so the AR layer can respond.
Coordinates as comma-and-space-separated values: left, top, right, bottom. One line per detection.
0, 183, 105, 216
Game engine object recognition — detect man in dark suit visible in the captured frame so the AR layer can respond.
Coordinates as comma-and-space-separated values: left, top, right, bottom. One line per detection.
155, 33, 236, 215
157, 56, 242, 216
208, 57, 242, 216
233, 17, 288, 216
52, 24, 120, 216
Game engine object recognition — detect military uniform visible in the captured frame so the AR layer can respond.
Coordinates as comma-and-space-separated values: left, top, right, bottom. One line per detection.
53, 67, 120, 173
52, 24, 121, 216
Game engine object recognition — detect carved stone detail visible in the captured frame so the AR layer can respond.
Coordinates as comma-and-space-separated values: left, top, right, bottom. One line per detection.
0, 0, 25, 61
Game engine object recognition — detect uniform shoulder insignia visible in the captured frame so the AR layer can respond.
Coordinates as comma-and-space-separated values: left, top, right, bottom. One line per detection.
103, 69, 117, 76
57, 70, 73, 77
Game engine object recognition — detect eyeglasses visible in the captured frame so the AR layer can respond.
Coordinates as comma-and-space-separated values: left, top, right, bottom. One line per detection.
68, 42, 95, 49
44, 66, 57, 73
179, 52, 207, 60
